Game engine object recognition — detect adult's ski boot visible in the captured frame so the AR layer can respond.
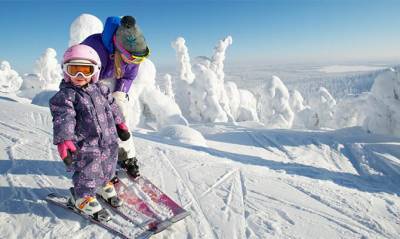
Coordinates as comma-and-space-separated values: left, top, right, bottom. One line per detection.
118, 148, 140, 178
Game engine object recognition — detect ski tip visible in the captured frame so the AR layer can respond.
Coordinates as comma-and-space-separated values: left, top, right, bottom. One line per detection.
136, 230, 154, 239
46, 193, 58, 198
150, 220, 173, 234
170, 211, 191, 223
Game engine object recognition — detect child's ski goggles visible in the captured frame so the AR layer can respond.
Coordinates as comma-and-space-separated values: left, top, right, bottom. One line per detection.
63, 63, 99, 78
113, 35, 150, 64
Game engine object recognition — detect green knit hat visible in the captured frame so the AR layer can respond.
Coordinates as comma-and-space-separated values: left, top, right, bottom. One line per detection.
115, 16, 148, 57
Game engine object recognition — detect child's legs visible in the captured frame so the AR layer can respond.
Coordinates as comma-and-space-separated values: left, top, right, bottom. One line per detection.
72, 148, 105, 198
100, 143, 119, 182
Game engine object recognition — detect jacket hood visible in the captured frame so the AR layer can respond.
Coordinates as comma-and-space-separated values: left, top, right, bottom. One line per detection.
59, 79, 90, 90
102, 16, 121, 53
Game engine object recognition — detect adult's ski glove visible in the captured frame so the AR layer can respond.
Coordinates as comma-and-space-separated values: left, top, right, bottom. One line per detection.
57, 140, 77, 167
116, 123, 131, 141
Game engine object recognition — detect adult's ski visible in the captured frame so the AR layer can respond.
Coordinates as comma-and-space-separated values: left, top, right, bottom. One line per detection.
100, 177, 173, 234
117, 170, 190, 223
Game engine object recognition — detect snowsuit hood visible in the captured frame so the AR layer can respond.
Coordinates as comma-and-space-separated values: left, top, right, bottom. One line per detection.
102, 16, 120, 53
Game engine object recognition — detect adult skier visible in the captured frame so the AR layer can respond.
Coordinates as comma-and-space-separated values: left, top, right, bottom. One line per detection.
81, 15, 150, 178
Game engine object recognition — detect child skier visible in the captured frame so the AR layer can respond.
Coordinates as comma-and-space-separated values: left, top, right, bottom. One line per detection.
49, 44, 131, 221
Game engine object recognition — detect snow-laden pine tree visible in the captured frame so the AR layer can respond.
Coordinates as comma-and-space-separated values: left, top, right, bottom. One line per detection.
257, 75, 294, 128
69, 14, 103, 46
363, 68, 400, 136
307, 87, 336, 128
33, 48, 62, 90
0, 61, 23, 93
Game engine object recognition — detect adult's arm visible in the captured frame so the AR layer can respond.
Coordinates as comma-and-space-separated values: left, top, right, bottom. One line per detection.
98, 83, 125, 125
114, 63, 140, 93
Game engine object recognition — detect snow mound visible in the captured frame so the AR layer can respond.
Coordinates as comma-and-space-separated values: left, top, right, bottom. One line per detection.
0, 61, 23, 93
31, 90, 57, 107
159, 125, 207, 147
18, 74, 44, 99
69, 14, 103, 46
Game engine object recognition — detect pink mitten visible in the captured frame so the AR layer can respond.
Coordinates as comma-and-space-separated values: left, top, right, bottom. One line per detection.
57, 140, 77, 166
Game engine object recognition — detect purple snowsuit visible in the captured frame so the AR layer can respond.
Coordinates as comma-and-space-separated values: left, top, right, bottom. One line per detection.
50, 80, 124, 198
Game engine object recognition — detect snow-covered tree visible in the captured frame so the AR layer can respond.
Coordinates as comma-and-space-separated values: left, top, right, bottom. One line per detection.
0, 61, 23, 93
295, 107, 319, 129
191, 59, 228, 122
69, 14, 103, 46
332, 94, 369, 129
171, 37, 194, 118
258, 75, 294, 128
307, 87, 336, 128
224, 82, 259, 122
363, 68, 400, 136
237, 89, 259, 122
102, 59, 187, 130
225, 81, 241, 119
172, 36, 235, 123
210, 36, 234, 122
33, 48, 62, 90
171, 37, 195, 84
289, 90, 306, 113
162, 74, 175, 100
290, 89, 316, 129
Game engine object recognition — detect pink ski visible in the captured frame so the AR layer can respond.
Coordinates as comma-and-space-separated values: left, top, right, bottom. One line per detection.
118, 171, 190, 223
110, 177, 173, 233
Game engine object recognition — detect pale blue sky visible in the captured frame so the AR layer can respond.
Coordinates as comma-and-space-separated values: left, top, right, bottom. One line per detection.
1, 0, 400, 73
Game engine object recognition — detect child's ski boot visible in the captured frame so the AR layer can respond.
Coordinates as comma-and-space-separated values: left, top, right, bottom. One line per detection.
100, 181, 123, 208
68, 188, 110, 222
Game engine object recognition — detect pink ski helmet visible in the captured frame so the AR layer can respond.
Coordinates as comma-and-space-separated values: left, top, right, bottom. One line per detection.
62, 44, 101, 83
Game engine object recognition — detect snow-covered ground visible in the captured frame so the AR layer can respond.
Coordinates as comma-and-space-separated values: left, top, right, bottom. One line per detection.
1, 96, 400, 239
318, 65, 388, 73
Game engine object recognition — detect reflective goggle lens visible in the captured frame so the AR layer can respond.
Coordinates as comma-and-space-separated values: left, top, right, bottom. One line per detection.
66, 64, 95, 76
113, 35, 149, 64
120, 53, 145, 64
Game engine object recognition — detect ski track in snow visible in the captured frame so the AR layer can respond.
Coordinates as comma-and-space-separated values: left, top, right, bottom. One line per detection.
1, 100, 400, 238
157, 149, 220, 239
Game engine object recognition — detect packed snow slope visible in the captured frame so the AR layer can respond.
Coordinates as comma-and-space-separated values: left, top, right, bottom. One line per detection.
1, 97, 400, 239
